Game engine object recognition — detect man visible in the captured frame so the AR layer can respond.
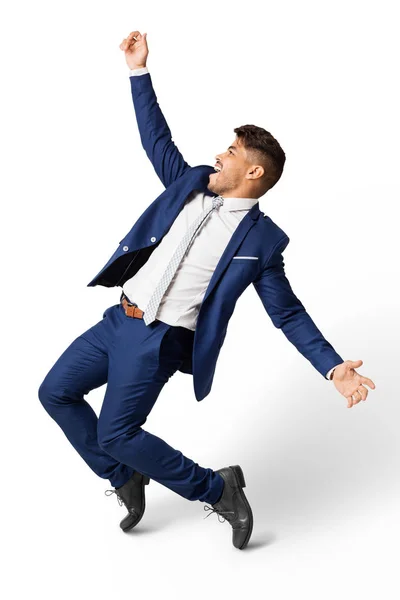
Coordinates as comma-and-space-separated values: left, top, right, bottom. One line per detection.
38, 30, 376, 551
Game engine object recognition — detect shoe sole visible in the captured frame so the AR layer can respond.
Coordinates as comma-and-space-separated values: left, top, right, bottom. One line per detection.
121, 474, 150, 533
229, 464, 253, 550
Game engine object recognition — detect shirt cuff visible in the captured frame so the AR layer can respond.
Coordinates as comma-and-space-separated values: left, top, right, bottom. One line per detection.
129, 66, 149, 76
326, 363, 342, 380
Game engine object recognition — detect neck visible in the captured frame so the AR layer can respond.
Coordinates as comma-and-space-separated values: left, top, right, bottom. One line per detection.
219, 194, 258, 199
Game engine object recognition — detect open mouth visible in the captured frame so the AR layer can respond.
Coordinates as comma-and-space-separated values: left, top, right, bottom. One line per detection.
212, 163, 222, 175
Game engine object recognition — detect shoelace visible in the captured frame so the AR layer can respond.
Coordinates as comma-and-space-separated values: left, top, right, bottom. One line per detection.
203, 504, 235, 523
104, 488, 124, 507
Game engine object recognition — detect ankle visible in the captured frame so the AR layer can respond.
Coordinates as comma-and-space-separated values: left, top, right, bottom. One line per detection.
212, 476, 225, 505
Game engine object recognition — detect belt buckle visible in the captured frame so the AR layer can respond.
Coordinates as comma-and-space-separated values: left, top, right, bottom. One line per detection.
121, 292, 137, 308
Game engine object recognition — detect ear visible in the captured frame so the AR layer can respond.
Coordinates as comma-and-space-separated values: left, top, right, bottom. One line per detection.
246, 165, 265, 180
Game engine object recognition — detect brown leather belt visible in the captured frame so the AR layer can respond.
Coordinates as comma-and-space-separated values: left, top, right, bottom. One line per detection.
120, 292, 145, 319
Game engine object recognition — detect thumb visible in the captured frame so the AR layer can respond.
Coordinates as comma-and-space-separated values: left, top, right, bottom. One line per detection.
348, 359, 363, 368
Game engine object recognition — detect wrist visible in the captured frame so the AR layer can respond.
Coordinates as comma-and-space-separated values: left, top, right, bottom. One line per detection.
129, 63, 147, 70
329, 361, 344, 380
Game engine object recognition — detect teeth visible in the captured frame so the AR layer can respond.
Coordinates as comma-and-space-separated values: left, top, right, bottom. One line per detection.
214, 165, 221, 172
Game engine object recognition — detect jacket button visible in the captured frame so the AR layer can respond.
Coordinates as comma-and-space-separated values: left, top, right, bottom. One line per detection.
122, 245, 129, 251
150, 236, 156, 242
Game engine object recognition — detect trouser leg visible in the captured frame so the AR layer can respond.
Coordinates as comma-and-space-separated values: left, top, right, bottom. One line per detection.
97, 305, 224, 505
38, 303, 134, 489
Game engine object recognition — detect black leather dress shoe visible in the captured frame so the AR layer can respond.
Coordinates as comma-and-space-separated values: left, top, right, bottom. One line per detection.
105, 471, 150, 532
203, 464, 253, 549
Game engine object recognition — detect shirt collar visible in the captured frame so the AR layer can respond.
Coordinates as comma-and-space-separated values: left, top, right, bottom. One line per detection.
217, 196, 259, 212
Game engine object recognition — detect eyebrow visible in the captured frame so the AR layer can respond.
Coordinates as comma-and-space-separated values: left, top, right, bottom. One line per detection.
228, 146, 237, 153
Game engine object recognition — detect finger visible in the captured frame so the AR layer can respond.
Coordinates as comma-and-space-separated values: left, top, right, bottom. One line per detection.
348, 359, 363, 369
346, 395, 353, 408
360, 376, 376, 390
121, 31, 141, 51
356, 385, 368, 401
130, 31, 142, 46
351, 390, 362, 405
349, 389, 363, 406
354, 390, 364, 405
120, 37, 133, 51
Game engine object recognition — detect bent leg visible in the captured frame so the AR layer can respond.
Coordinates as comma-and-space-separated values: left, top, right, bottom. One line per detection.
38, 306, 134, 488
97, 312, 224, 504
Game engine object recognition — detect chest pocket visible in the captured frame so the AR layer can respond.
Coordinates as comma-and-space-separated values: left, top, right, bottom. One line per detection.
231, 256, 259, 263
228, 255, 260, 286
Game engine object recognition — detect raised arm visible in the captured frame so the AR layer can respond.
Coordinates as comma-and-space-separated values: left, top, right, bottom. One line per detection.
120, 31, 191, 188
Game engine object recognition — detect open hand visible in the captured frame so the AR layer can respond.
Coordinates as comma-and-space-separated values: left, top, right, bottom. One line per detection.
332, 359, 376, 408
119, 31, 149, 70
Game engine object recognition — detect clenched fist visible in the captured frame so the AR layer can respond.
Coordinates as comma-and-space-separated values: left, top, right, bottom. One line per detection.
119, 31, 149, 70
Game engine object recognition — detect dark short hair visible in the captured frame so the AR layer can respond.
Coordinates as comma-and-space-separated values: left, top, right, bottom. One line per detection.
234, 124, 286, 193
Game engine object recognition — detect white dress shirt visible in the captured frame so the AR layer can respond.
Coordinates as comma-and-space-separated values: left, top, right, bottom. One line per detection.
123, 188, 258, 330
126, 67, 341, 381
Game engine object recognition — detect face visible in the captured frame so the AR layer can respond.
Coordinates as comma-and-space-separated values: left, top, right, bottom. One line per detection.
208, 137, 252, 196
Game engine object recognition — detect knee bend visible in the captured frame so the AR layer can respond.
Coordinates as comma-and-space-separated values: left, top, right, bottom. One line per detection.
38, 378, 53, 408
38, 377, 73, 410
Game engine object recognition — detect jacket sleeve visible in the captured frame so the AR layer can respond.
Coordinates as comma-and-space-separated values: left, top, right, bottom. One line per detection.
252, 236, 344, 379
129, 72, 191, 188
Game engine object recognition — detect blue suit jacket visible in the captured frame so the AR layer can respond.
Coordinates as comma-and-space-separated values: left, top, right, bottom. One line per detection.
87, 72, 344, 401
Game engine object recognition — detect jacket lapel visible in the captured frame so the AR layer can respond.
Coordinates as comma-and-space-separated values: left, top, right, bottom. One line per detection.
202, 201, 261, 304
157, 166, 214, 240
130, 164, 261, 304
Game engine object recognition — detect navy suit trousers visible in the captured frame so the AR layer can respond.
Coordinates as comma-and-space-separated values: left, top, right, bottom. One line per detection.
38, 299, 224, 505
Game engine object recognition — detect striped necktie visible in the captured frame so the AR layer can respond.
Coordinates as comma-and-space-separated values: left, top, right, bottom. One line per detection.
143, 195, 224, 325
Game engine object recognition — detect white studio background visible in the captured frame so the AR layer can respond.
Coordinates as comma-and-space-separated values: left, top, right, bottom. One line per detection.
1, 1, 399, 599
